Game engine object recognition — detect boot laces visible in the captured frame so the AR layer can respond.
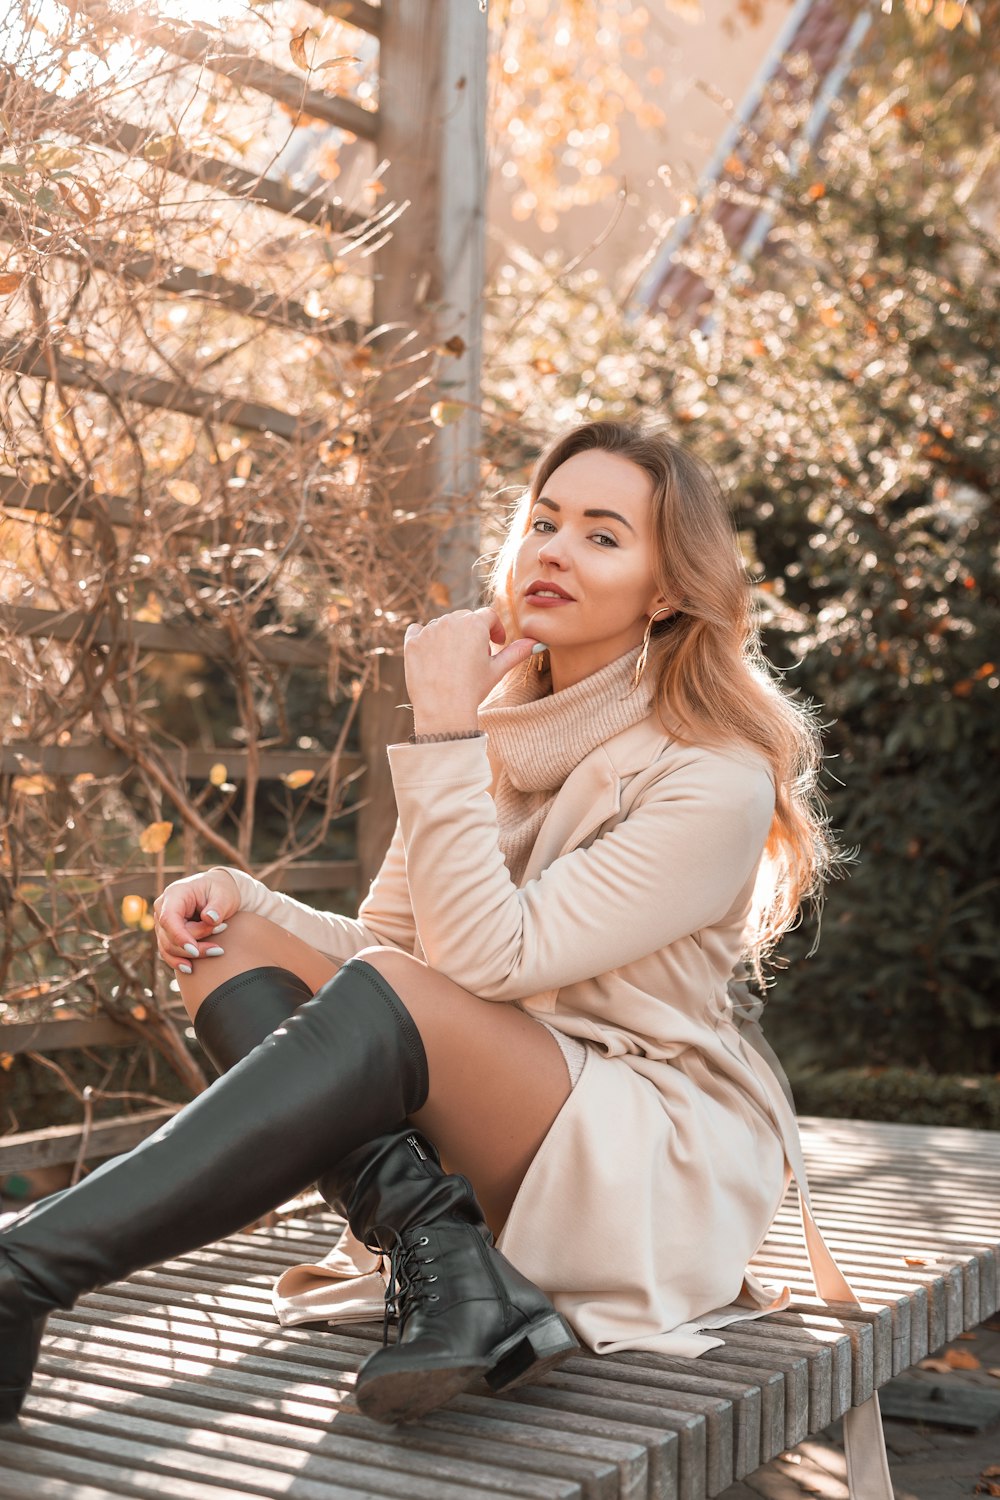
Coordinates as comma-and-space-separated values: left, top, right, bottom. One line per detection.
377, 1228, 441, 1347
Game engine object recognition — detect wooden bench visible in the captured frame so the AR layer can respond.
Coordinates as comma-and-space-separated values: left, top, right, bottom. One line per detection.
0, 1113, 997, 1500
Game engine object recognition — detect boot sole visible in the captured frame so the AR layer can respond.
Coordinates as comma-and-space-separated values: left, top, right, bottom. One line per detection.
0, 1384, 28, 1424
355, 1357, 489, 1424
355, 1311, 579, 1423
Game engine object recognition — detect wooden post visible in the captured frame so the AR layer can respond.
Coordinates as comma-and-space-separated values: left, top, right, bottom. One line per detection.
357, 0, 488, 893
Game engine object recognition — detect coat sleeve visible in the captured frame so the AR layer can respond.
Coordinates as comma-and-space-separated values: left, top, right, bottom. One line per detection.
385, 735, 776, 1001
207, 814, 416, 964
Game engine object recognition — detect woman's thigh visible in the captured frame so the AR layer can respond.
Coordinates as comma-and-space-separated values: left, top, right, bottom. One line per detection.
176, 917, 572, 1239
353, 945, 573, 1239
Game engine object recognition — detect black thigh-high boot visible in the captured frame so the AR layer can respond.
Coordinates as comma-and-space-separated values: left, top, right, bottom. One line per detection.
0, 956, 427, 1423
190, 965, 580, 1424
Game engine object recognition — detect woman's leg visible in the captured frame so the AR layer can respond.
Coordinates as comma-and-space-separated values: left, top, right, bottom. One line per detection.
176, 916, 572, 1239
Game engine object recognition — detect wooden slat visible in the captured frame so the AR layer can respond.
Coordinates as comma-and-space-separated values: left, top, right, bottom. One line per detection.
96, 8, 379, 140
0, 336, 315, 439
3, 604, 328, 666
2, 741, 360, 781
1, 1117, 998, 1500
309, 0, 383, 36
0, 69, 366, 235
0, 1108, 177, 1172
0, 1016, 137, 1054
10, 862, 356, 903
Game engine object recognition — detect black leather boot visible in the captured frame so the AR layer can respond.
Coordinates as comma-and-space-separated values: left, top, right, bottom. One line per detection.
326, 1128, 580, 1424
192, 964, 581, 1424
0, 957, 427, 1423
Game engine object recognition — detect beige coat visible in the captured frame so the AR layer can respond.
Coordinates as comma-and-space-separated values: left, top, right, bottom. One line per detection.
218, 712, 892, 1498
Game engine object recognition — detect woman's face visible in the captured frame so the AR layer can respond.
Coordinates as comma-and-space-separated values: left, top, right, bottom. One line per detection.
511, 449, 671, 690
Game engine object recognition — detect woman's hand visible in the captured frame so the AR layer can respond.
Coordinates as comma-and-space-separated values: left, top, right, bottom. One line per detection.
152, 870, 240, 974
404, 607, 542, 736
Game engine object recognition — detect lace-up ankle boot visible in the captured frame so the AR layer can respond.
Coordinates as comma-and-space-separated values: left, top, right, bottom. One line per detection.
0, 958, 428, 1423
325, 1126, 580, 1424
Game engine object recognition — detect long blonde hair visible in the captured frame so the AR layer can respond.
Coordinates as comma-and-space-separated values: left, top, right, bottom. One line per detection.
483, 418, 851, 989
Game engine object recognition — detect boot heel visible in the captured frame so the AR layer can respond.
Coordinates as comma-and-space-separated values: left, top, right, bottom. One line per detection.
485, 1312, 579, 1393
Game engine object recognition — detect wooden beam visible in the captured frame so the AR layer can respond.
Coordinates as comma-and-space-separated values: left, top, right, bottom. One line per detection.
0, 337, 316, 440
94, 8, 378, 140
0, 68, 365, 235
14, 861, 357, 898
357, 0, 488, 891
308, 0, 383, 37
0, 1017, 137, 1055
3, 605, 328, 667
1, 743, 361, 782
0, 1109, 178, 1172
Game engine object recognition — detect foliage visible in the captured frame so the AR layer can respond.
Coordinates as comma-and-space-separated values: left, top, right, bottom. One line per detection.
479, 12, 999, 1073
788, 1068, 1000, 1130
0, 0, 447, 1116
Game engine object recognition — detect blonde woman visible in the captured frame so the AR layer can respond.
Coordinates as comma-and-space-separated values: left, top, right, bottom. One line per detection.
0, 420, 890, 1495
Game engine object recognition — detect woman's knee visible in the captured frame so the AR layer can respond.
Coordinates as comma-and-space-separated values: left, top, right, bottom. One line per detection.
177, 912, 339, 1015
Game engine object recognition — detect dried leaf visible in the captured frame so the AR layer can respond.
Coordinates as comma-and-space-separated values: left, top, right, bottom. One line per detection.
903, 1254, 929, 1266
0, 1054, 14, 1072
32, 144, 81, 169
314, 53, 356, 72
430, 400, 464, 427
282, 769, 315, 790
944, 1348, 981, 1369
807, 182, 826, 199
139, 913, 155, 932
134, 592, 163, 624
428, 581, 451, 608
531, 357, 557, 375
935, 0, 964, 26
12, 774, 55, 795
0, 271, 24, 293
139, 821, 173, 854
121, 894, 148, 924
165, 479, 200, 507
130, 1003, 148, 1021
142, 134, 177, 162
818, 304, 843, 328
289, 27, 311, 69
209, 762, 228, 787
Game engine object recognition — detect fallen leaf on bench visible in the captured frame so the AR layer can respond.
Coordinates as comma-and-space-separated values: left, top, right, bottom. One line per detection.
903, 1254, 929, 1265
941, 1349, 981, 1369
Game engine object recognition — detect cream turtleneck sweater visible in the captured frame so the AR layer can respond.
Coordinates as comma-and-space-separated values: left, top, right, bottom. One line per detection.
477, 643, 655, 886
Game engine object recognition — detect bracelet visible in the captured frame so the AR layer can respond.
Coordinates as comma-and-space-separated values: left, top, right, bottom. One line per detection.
408, 730, 484, 744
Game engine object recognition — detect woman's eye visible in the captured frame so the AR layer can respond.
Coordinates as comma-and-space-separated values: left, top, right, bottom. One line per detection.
530, 519, 617, 547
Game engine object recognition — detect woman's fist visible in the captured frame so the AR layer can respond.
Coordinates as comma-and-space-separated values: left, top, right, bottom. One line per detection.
403, 607, 542, 736
152, 870, 240, 973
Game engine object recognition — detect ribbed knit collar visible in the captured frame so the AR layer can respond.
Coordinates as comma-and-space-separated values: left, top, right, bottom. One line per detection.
477, 644, 655, 793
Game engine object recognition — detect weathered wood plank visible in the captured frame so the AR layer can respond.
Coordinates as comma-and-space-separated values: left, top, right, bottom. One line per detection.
2, 741, 360, 782
0, 337, 315, 439
4, 604, 327, 666
0, 1109, 177, 1172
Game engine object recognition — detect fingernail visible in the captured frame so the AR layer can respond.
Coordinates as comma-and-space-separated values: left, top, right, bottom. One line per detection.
183, 943, 200, 958
211, 922, 228, 934
178, 962, 193, 974
531, 641, 549, 655
205, 946, 225, 957
204, 909, 221, 923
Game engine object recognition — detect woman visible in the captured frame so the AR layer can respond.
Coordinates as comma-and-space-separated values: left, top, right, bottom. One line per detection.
0, 420, 891, 1495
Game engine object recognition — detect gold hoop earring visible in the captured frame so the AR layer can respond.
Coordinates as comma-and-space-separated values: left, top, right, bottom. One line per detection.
633, 607, 674, 689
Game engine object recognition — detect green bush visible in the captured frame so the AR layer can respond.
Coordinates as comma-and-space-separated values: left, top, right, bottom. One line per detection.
788, 1068, 1000, 1130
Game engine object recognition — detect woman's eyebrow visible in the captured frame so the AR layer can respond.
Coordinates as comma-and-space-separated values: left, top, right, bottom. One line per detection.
535, 495, 636, 535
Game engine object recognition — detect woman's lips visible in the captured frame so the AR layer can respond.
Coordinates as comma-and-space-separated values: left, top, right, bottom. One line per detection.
524, 594, 574, 607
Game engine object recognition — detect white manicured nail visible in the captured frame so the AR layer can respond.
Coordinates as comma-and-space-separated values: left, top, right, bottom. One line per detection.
211, 922, 227, 934
183, 943, 199, 957
204, 909, 221, 923
178, 962, 193, 974
205, 946, 225, 957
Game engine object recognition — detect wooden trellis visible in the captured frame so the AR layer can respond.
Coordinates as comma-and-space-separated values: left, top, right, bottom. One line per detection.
0, 0, 488, 1182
